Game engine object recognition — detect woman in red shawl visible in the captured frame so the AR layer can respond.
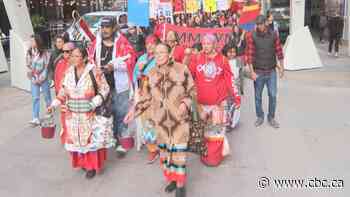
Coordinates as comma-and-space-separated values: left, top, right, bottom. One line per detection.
54, 42, 75, 144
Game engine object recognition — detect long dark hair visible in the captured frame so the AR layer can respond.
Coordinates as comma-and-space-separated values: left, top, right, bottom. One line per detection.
28, 34, 45, 57
73, 45, 89, 64
222, 42, 237, 58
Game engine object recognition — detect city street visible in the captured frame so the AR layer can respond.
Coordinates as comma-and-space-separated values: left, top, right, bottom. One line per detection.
0, 40, 349, 197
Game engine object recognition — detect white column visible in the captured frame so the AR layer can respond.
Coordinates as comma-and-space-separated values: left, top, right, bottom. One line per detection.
3, 0, 34, 91
3, 0, 34, 39
290, 0, 306, 34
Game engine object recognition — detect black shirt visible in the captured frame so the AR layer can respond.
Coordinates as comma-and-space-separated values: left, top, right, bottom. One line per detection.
100, 44, 115, 90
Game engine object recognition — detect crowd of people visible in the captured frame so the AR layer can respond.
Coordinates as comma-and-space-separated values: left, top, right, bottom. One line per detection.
25, 8, 285, 197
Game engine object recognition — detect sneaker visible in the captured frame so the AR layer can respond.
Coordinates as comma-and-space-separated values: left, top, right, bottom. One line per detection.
115, 145, 127, 158
50, 81, 55, 88
165, 181, 177, 193
85, 170, 96, 179
254, 117, 264, 127
328, 52, 332, 56
268, 118, 280, 129
175, 187, 186, 197
29, 118, 40, 127
335, 53, 339, 57
147, 151, 159, 164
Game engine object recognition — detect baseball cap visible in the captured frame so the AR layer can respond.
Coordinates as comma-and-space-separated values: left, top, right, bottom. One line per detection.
100, 16, 116, 27
255, 15, 266, 25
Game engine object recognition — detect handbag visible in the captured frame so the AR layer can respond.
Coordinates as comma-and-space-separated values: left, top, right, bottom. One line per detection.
89, 70, 113, 118
188, 97, 207, 156
88, 70, 115, 149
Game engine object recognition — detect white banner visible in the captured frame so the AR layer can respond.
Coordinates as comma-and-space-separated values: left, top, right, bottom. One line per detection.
149, 0, 159, 18
217, 0, 230, 11
156, 2, 174, 23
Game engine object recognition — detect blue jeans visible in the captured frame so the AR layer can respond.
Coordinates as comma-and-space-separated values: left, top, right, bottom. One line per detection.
31, 80, 52, 119
254, 70, 277, 120
112, 90, 130, 138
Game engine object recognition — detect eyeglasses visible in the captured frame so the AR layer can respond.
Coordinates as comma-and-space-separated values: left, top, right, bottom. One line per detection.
63, 50, 71, 53
101, 25, 112, 29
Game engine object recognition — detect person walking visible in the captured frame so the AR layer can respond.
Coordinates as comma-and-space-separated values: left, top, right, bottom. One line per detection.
132, 35, 160, 163
48, 34, 68, 85
26, 34, 52, 126
88, 17, 137, 157
124, 43, 196, 197
245, 15, 284, 128
188, 34, 241, 165
328, 12, 344, 57
54, 42, 75, 144
48, 47, 114, 179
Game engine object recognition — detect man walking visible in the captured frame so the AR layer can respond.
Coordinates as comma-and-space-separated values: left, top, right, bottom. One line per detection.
246, 15, 284, 129
88, 17, 136, 156
328, 12, 344, 57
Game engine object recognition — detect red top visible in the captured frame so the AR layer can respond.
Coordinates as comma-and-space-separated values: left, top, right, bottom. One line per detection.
154, 23, 165, 41
189, 52, 241, 106
54, 58, 70, 95
172, 45, 185, 64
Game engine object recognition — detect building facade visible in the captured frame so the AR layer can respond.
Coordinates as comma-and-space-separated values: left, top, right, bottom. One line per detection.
26, 0, 127, 22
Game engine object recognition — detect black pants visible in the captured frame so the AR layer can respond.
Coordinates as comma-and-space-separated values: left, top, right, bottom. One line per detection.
319, 27, 325, 41
328, 36, 340, 53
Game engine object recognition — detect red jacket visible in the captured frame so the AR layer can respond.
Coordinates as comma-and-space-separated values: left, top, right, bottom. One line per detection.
54, 58, 70, 95
189, 52, 241, 106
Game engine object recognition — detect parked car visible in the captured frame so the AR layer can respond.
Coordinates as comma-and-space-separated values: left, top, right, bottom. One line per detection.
66, 11, 127, 44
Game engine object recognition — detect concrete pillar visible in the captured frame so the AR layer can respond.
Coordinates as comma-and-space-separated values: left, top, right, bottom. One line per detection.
3, 0, 34, 90
290, 0, 306, 34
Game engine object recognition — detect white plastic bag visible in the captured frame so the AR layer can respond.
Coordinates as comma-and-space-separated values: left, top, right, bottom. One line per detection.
222, 135, 230, 157
229, 105, 241, 129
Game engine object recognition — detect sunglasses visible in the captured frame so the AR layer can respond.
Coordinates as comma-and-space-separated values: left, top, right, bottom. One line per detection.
63, 50, 72, 53
167, 40, 177, 43
101, 25, 113, 29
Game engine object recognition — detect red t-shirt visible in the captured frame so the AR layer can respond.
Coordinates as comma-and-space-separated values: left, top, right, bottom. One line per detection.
172, 45, 185, 64
189, 52, 241, 106
154, 23, 165, 41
